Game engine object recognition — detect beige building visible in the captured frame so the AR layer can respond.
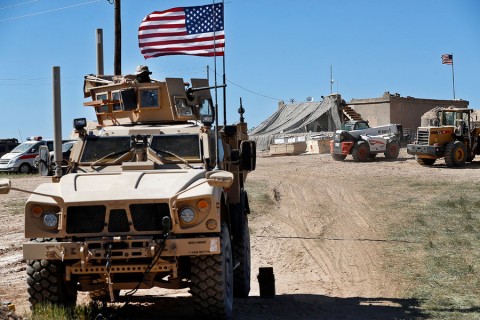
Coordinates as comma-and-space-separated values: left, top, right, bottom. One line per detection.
347, 92, 469, 134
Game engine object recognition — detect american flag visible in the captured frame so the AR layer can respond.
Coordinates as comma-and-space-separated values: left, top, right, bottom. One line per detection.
138, 3, 225, 59
441, 54, 453, 65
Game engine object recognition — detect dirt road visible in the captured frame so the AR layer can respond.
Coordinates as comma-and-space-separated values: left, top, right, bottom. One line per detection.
1, 150, 477, 319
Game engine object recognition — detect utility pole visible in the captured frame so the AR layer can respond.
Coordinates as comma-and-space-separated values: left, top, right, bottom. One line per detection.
114, 0, 121, 75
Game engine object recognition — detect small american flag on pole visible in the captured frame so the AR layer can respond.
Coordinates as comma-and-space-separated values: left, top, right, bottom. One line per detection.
441, 53, 453, 65
138, 3, 225, 59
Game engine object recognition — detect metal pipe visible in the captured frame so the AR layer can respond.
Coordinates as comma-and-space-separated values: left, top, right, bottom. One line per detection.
114, 0, 121, 75
52, 66, 63, 178
96, 28, 104, 76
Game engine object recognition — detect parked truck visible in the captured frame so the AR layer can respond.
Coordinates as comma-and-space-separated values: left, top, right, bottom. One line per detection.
0, 74, 256, 320
407, 107, 480, 167
330, 120, 403, 161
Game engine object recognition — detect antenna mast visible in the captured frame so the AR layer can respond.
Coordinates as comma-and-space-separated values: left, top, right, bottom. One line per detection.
330, 65, 334, 94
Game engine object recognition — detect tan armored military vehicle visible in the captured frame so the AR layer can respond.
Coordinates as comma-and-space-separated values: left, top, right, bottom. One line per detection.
0, 75, 256, 320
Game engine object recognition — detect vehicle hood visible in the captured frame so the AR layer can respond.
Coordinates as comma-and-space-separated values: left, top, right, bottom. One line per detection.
0, 153, 19, 160
31, 169, 208, 204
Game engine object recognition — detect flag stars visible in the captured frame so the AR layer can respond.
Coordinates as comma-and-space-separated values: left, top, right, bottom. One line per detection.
185, 3, 224, 35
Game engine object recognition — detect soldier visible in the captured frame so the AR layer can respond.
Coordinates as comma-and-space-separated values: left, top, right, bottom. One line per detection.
135, 65, 152, 83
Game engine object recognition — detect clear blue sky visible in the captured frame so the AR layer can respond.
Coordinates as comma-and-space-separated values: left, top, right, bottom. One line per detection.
1, 0, 479, 140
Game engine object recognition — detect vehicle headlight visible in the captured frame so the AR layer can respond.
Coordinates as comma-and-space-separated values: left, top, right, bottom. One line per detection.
179, 207, 196, 224
42, 212, 59, 229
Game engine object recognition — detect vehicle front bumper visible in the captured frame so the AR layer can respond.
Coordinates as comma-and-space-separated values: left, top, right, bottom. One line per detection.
330, 140, 353, 155
0, 164, 17, 172
406, 144, 443, 157
23, 237, 220, 261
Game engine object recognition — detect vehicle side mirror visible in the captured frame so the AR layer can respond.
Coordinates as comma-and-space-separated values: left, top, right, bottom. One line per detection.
0, 179, 11, 194
206, 170, 234, 188
38, 145, 51, 176
240, 140, 256, 172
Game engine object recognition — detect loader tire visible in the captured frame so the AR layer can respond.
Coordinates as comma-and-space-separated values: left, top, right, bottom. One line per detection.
190, 222, 233, 319
416, 156, 436, 166
384, 141, 400, 159
352, 141, 369, 162
26, 239, 77, 308
444, 141, 467, 167
331, 154, 346, 161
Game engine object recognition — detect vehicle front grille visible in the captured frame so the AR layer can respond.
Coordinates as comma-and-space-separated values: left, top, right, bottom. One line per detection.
108, 209, 129, 232
65, 203, 170, 235
416, 129, 430, 145
67, 205, 106, 234
130, 204, 170, 231
0, 159, 10, 164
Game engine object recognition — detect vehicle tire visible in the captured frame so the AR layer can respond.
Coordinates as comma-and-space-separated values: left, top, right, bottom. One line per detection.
416, 156, 436, 166
233, 212, 251, 298
190, 222, 233, 319
331, 154, 347, 161
352, 141, 369, 162
18, 163, 32, 174
89, 289, 120, 302
384, 140, 400, 159
444, 141, 467, 167
26, 239, 77, 308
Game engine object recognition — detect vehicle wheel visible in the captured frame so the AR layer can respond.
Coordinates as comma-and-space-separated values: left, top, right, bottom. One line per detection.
89, 288, 120, 302
233, 212, 251, 298
26, 239, 77, 308
384, 140, 400, 159
190, 222, 233, 319
331, 154, 346, 161
444, 141, 467, 167
416, 156, 436, 166
18, 163, 32, 174
352, 141, 369, 162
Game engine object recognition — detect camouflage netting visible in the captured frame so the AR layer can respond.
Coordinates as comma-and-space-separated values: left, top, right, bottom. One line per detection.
249, 94, 344, 151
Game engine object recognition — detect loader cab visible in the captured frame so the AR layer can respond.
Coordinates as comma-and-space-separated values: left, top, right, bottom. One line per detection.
438, 108, 471, 126
344, 120, 370, 132
438, 108, 472, 136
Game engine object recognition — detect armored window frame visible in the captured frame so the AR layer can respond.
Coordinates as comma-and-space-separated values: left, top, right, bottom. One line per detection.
139, 88, 160, 109
95, 92, 109, 114
173, 96, 195, 120
150, 134, 202, 162
111, 91, 123, 111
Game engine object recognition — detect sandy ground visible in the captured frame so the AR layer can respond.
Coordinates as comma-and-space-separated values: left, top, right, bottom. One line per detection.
1, 149, 478, 319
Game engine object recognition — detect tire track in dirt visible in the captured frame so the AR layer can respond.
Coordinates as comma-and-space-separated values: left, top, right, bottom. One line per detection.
248, 155, 399, 299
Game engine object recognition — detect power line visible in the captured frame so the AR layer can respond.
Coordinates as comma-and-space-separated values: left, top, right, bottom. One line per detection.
0, 0, 39, 10
0, 0, 101, 22
225, 77, 284, 101
208, 66, 285, 101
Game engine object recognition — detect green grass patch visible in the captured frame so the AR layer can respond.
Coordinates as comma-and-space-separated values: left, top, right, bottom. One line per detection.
245, 180, 276, 217
28, 302, 104, 320
384, 179, 480, 319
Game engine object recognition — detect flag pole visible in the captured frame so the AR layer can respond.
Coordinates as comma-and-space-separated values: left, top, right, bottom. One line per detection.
222, 0, 227, 128
451, 55, 456, 100
212, 0, 220, 170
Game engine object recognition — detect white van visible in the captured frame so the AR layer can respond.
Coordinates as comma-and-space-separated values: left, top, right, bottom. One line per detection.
0, 137, 54, 173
